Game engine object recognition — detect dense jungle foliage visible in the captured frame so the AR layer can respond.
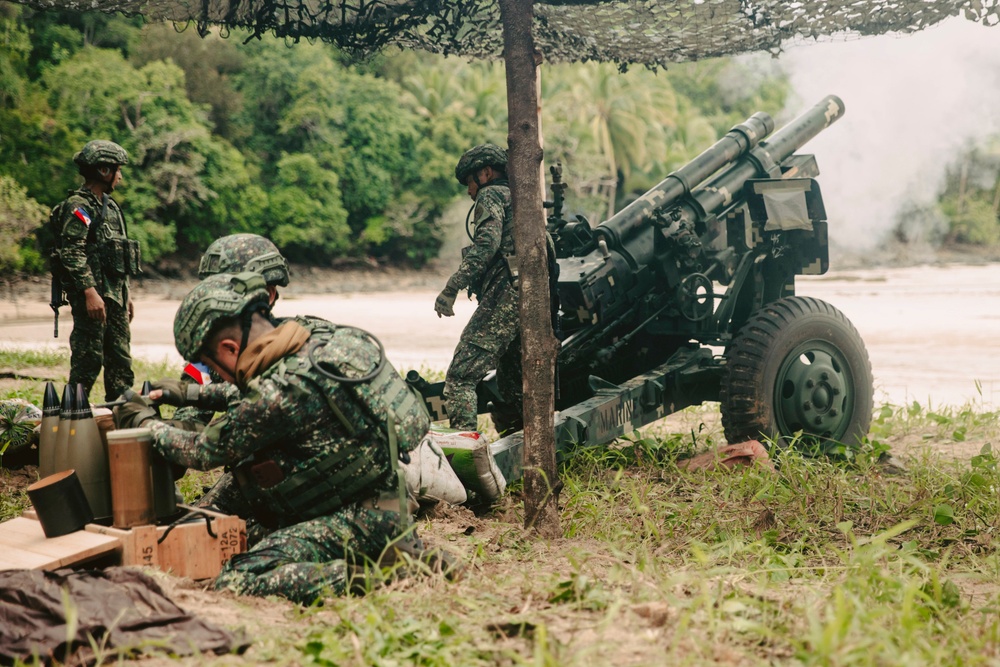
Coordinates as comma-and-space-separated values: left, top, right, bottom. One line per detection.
0, 3, 794, 275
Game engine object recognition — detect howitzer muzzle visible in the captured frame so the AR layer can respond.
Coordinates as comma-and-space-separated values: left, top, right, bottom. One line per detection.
676, 94, 846, 227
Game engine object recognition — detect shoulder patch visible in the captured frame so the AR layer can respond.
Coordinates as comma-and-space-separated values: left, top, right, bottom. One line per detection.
474, 201, 493, 226
183, 362, 209, 385
72, 208, 92, 227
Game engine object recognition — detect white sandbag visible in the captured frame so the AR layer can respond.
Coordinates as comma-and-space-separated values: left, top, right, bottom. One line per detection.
401, 434, 468, 504
426, 428, 506, 503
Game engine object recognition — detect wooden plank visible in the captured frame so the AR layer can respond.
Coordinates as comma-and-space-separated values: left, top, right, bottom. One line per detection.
215, 515, 247, 566
6, 509, 246, 579
0, 518, 121, 571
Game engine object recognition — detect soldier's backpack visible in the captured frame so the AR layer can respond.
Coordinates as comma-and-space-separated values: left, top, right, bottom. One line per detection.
234, 317, 430, 527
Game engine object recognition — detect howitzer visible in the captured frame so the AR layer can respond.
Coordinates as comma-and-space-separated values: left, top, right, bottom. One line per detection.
412, 94, 873, 486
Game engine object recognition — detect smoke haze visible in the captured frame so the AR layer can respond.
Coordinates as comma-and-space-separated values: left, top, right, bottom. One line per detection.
774, 17, 1000, 260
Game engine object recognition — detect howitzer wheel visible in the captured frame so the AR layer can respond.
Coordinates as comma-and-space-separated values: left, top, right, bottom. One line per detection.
720, 296, 873, 453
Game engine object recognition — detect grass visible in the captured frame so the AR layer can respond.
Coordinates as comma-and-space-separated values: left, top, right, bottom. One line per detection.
2, 351, 999, 665
0, 346, 175, 408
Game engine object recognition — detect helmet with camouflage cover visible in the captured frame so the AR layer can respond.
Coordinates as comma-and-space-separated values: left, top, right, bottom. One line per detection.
455, 143, 507, 185
73, 140, 129, 168
173, 272, 271, 361
198, 234, 290, 287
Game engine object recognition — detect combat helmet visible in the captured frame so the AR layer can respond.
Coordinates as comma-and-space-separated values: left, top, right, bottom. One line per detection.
455, 143, 507, 185
73, 140, 129, 168
198, 234, 290, 287
173, 272, 271, 361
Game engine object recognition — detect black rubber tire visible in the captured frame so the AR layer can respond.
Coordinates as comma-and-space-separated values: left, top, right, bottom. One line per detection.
720, 296, 873, 451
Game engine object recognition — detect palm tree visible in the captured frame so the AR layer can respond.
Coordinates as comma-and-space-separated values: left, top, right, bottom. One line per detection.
544, 62, 680, 216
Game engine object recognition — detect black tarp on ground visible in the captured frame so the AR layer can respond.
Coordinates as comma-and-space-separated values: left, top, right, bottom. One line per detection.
0, 567, 249, 665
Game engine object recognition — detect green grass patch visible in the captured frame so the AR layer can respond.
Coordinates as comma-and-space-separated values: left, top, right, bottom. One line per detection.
1, 353, 999, 665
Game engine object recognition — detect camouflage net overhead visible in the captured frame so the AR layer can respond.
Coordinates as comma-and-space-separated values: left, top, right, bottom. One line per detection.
14, 0, 1000, 66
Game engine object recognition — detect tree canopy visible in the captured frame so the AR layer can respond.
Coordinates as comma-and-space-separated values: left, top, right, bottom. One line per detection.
0, 4, 791, 274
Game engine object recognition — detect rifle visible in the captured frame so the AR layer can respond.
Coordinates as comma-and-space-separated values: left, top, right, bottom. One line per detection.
49, 266, 65, 338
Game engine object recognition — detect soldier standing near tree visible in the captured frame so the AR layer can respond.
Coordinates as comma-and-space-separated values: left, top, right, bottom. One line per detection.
52, 140, 141, 402
436, 144, 525, 435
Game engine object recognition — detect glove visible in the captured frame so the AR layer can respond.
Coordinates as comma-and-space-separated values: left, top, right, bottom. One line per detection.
435, 287, 458, 318
114, 389, 158, 429
151, 379, 202, 407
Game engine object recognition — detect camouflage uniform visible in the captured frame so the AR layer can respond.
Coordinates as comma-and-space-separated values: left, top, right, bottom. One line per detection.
442, 179, 522, 431
214, 504, 401, 602
57, 175, 138, 402
170, 368, 235, 425
147, 331, 412, 603
144, 274, 429, 604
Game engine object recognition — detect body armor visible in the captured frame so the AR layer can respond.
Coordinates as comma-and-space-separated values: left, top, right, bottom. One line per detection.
234, 317, 430, 526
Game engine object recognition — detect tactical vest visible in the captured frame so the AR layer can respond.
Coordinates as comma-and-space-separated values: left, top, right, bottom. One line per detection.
48, 189, 141, 282
233, 318, 430, 527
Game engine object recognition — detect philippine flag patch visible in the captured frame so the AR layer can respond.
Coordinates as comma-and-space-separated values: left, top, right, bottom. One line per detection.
183, 362, 210, 385
73, 208, 92, 226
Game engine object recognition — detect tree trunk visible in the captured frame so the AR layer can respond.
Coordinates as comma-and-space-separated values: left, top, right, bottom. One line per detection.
499, 0, 562, 538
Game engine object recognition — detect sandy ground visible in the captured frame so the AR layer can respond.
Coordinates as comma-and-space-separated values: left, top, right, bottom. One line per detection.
3, 263, 1000, 407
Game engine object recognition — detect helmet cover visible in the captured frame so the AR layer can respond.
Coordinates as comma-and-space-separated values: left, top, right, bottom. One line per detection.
198, 234, 290, 287
173, 272, 271, 361
455, 143, 507, 184
73, 140, 129, 168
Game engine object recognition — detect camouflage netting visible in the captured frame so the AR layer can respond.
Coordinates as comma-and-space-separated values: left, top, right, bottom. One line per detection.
12, 0, 1000, 66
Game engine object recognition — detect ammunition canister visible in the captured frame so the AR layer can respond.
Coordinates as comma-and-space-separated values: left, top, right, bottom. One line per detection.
105, 427, 156, 528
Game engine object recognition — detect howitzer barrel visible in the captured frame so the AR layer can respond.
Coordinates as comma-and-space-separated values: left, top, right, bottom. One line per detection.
596, 111, 774, 266
676, 95, 845, 226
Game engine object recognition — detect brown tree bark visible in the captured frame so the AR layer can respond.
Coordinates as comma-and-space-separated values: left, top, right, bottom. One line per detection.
499, 0, 562, 537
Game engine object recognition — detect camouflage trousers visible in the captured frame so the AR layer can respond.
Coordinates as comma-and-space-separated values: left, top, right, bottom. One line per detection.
444, 283, 522, 431
68, 292, 134, 402
214, 505, 404, 605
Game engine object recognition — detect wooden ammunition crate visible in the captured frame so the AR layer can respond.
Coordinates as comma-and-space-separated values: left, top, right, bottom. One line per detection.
86, 509, 246, 580
2, 508, 246, 580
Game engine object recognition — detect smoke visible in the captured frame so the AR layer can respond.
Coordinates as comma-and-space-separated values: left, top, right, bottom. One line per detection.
773, 17, 1000, 262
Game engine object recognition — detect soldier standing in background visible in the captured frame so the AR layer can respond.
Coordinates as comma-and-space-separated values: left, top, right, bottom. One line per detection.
118, 272, 455, 602
53, 140, 141, 402
435, 144, 524, 434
